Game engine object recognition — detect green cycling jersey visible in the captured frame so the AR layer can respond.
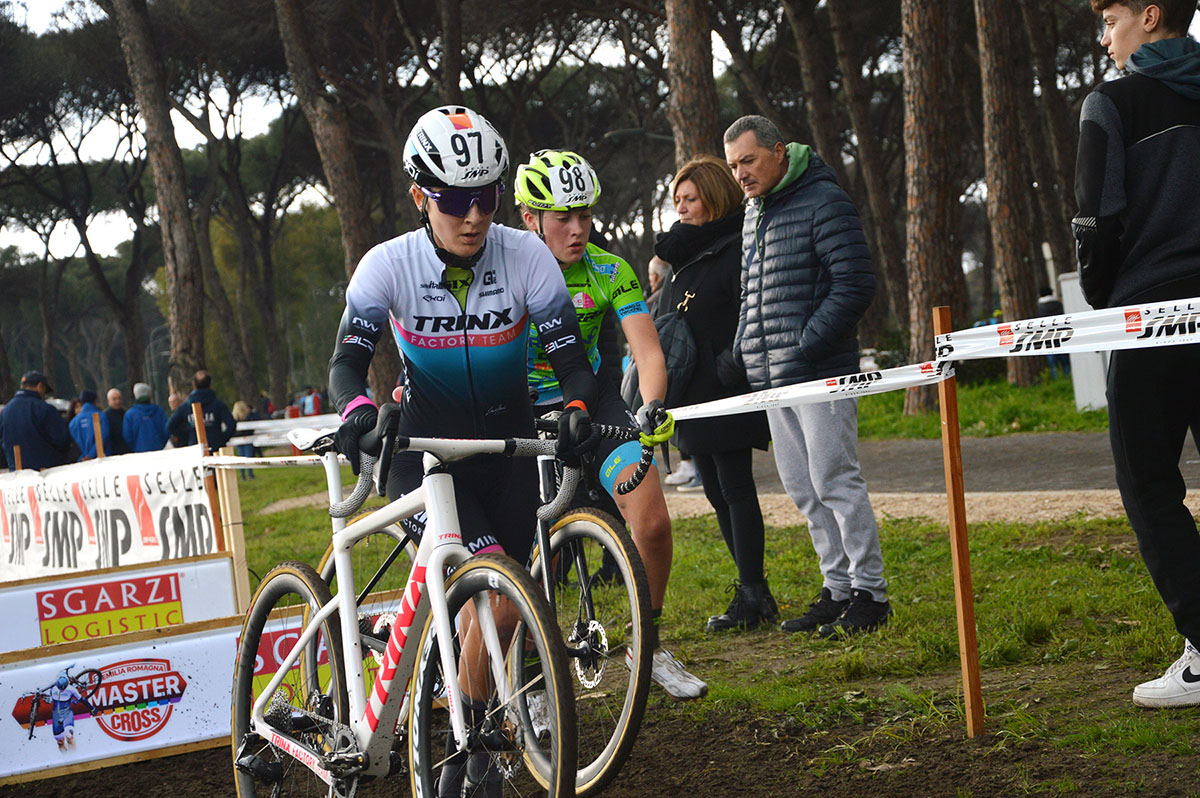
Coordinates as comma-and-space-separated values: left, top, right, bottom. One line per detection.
527, 242, 648, 404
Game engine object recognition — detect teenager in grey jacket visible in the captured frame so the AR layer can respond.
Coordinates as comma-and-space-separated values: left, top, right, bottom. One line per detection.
724, 115, 889, 638
1074, 0, 1200, 708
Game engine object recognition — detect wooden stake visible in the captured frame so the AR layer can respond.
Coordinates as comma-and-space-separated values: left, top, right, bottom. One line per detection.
13, 444, 22, 471
934, 305, 985, 737
192, 402, 225, 553
91, 413, 106, 458
215, 445, 251, 612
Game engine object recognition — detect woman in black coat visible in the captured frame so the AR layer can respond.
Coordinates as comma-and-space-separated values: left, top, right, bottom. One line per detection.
654, 155, 774, 632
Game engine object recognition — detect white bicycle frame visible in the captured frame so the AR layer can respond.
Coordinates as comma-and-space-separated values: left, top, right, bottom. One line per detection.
248, 438, 521, 784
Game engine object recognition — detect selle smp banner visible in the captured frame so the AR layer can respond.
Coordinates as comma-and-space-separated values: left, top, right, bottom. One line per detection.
934, 297, 1200, 361
670, 360, 954, 421
670, 296, 1200, 421
0, 446, 217, 583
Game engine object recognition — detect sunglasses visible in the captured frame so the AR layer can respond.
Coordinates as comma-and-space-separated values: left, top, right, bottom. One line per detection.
420, 183, 504, 217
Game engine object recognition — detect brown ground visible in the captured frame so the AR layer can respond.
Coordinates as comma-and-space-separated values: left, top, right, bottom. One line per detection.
8, 432, 1200, 796
7, 662, 1199, 797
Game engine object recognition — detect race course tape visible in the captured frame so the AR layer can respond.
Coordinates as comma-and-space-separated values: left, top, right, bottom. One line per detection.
934, 296, 1200, 361
670, 360, 954, 421
673, 296, 1200, 421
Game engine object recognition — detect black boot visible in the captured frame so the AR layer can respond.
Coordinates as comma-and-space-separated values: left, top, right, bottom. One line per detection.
706, 581, 767, 632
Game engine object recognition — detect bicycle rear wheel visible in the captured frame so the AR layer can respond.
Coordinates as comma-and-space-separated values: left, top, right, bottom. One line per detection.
409, 553, 577, 798
525, 509, 652, 797
231, 561, 349, 798
74, 668, 102, 701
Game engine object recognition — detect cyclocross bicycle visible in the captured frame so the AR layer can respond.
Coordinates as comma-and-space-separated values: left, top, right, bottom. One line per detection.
231, 410, 579, 797
312, 411, 657, 797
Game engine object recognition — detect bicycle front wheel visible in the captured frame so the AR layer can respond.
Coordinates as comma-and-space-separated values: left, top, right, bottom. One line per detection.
525, 508, 652, 797
231, 561, 349, 798
409, 553, 577, 798
74, 668, 102, 701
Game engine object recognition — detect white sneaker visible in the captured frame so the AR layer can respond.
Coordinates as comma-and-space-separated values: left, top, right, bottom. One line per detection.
644, 648, 707, 701
676, 475, 704, 493
1132, 640, 1200, 708
663, 460, 696, 486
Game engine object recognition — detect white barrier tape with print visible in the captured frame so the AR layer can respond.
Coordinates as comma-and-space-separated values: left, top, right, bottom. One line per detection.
670, 360, 954, 421
934, 296, 1200, 362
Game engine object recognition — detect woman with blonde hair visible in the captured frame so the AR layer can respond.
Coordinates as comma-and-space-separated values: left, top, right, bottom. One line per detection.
654, 154, 772, 633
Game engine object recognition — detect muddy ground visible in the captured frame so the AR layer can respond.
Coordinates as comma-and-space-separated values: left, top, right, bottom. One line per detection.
6, 431, 1200, 796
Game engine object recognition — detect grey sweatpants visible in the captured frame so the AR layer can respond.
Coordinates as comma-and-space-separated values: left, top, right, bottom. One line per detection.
767, 398, 887, 601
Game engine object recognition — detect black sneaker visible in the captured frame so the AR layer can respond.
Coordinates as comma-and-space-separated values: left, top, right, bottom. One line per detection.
706, 581, 768, 632
817, 588, 892, 639
780, 588, 850, 634
760, 583, 779, 623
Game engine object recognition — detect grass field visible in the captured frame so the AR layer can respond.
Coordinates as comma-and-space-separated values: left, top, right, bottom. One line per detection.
228, 460, 1200, 795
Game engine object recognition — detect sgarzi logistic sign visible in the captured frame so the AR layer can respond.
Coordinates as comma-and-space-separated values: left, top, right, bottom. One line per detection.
36, 574, 183, 645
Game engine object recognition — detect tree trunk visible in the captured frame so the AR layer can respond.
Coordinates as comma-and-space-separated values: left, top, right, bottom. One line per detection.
108, 0, 206, 395
901, 0, 970, 415
437, 0, 463, 104
0, 325, 12, 401
781, 0, 845, 182
1019, 0, 1079, 277
827, 0, 909, 332
664, 0, 722, 166
975, 0, 1040, 386
274, 0, 399, 402
710, 16, 798, 142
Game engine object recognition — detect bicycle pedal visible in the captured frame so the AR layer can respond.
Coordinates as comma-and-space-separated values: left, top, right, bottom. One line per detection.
235, 752, 283, 784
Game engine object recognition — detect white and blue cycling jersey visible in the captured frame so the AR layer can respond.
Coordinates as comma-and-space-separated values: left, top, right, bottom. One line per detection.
330, 224, 597, 440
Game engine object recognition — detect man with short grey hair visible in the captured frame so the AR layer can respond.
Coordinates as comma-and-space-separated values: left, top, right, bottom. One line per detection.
724, 115, 890, 638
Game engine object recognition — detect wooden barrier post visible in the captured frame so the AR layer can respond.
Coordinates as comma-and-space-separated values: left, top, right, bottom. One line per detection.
12, 444, 22, 470
91, 413, 106, 458
934, 305, 985, 737
192, 402, 226, 553
214, 445, 251, 612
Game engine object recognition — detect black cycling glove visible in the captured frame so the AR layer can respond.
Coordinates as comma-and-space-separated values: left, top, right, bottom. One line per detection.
557, 406, 599, 466
336, 405, 378, 475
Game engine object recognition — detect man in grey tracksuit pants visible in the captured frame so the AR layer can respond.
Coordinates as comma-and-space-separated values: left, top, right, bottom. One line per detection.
724, 115, 891, 638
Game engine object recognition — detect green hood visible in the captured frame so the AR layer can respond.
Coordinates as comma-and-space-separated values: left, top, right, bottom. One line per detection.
1128, 36, 1200, 100
767, 143, 813, 196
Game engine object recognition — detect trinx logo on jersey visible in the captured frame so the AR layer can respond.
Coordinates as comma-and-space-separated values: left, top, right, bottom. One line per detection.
412, 308, 514, 332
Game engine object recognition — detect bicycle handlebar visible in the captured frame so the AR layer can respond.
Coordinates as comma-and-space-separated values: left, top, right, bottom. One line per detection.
328, 409, 655, 520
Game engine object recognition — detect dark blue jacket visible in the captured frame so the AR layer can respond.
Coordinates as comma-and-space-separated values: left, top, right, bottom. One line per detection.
69, 403, 110, 460
123, 400, 169, 453
166, 388, 237, 450
0, 390, 71, 470
735, 151, 876, 390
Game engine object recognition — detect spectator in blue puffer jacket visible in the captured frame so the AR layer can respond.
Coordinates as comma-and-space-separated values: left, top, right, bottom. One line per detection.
724, 115, 889, 640
68, 390, 109, 460
123, 382, 169, 452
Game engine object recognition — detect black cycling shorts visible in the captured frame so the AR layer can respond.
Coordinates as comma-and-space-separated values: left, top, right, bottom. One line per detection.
387, 451, 539, 565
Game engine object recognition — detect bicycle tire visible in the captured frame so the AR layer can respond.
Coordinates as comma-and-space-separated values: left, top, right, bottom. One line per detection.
409, 553, 577, 798
74, 668, 103, 701
27, 694, 40, 739
231, 561, 349, 798
525, 508, 652, 797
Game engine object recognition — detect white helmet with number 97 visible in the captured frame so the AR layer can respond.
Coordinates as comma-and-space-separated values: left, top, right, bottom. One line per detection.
403, 106, 509, 189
